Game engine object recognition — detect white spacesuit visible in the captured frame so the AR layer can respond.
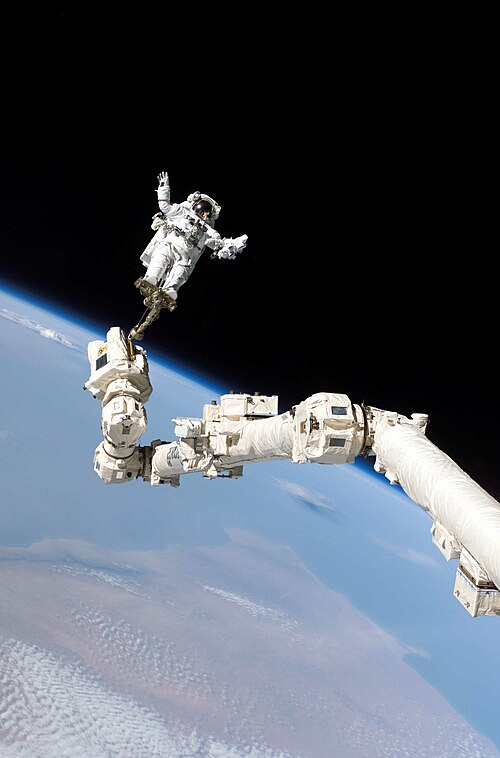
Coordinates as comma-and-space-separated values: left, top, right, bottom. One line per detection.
140, 172, 248, 301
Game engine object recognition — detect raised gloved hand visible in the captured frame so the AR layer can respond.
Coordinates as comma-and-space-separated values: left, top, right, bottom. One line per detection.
157, 171, 168, 187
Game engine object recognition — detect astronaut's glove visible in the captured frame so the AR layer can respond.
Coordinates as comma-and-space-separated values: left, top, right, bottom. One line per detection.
157, 171, 169, 187
212, 234, 248, 260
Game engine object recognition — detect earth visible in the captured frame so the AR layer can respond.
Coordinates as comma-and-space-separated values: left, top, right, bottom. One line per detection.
1, 284, 499, 758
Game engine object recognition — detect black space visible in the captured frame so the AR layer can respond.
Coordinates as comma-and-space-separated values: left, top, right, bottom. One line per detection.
1, 15, 497, 500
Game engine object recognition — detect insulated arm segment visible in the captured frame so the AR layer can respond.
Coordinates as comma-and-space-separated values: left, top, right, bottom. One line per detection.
369, 407, 500, 616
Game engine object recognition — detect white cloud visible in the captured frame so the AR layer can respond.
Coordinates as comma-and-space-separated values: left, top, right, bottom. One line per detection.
0, 638, 299, 758
403, 643, 432, 660
0, 309, 82, 351
51, 564, 144, 596
371, 536, 440, 569
202, 585, 298, 633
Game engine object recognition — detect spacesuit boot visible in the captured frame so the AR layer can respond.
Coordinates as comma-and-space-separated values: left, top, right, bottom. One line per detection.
162, 286, 177, 301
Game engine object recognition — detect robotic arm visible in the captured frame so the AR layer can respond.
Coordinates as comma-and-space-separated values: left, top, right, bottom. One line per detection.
85, 327, 500, 617
84, 329, 367, 488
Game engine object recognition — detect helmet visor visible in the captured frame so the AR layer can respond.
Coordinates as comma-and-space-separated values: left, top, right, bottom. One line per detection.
193, 199, 214, 220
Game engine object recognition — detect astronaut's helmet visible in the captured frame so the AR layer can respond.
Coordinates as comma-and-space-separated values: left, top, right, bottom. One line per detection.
188, 191, 221, 222
192, 198, 216, 220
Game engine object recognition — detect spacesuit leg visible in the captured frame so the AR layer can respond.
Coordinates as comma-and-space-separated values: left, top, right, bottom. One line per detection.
143, 242, 173, 287
161, 261, 190, 298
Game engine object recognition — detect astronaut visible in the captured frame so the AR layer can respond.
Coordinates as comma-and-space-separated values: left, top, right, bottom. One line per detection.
140, 171, 248, 302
